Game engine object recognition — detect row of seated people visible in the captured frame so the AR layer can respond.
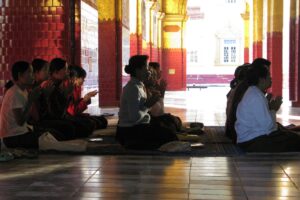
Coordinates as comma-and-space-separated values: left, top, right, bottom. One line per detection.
0, 58, 108, 154
0, 55, 199, 156
3, 55, 299, 154
225, 58, 300, 152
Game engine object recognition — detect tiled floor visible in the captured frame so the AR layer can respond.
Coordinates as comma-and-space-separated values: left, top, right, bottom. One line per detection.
2, 87, 300, 200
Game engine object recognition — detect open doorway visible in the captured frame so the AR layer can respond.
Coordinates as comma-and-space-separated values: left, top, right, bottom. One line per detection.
186, 0, 245, 88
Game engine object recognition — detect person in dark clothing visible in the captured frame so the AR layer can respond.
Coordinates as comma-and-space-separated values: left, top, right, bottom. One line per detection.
67, 65, 108, 129
38, 58, 93, 139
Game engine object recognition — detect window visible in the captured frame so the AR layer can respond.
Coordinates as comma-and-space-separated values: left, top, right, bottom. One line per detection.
188, 50, 198, 63
226, 0, 236, 3
231, 46, 236, 62
222, 39, 237, 64
224, 47, 229, 63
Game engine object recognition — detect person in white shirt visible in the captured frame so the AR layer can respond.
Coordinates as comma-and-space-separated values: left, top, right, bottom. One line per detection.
235, 62, 300, 152
116, 55, 178, 150
0, 61, 89, 153
0, 61, 41, 149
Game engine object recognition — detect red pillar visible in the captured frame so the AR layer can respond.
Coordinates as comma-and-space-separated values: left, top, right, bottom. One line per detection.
130, 34, 143, 56
267, 0, 283, 97
290, 0, 300, 106
98, 0, 122, 106
0, 0, 79, 104
253, 41, 263, 58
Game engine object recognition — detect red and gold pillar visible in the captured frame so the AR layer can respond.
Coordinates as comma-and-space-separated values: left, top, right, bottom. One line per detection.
242, 3, 250, 63
161, 14, 187, 90
161, 0, 187, 91
156, 11, 165, 64
253, 0, 263, 59
267, 0, 283, 97
290, 0, 300, 106
98, 0, 122, 106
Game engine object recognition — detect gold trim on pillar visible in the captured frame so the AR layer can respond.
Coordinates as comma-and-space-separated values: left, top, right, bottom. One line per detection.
253, 0, 263, 43
267, 0, 283, 33
162, 14, 187, 49
98, 0, 116, 21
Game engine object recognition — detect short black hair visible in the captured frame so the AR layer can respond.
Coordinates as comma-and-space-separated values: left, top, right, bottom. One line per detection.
11, 61, 30, 81
69, 65, 86, 78
124, 55, 149, 77
32, 58, 48, 73
252, 58, 271, 68
230, 63, 250, 89
246, 65, 269, 86
49, 58, 67, 74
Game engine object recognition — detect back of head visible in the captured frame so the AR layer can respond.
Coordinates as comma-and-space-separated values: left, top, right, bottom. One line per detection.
230, 63, 250, 89
69, 65, 86, 78
235, 63, 250, 81
125, 55, 149, 77
252, 58, 271, 68
246, 64, 269, 86
49, 58, 67, 75
32, 58, 48, 73
11, 61, 30, 81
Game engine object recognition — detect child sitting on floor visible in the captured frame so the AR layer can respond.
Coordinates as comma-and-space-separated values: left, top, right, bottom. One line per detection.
0, 61, 85, 155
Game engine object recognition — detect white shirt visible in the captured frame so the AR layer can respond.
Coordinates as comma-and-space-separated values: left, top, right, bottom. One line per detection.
235, 86, 277, 143
0, 85, 29, 138
118, 77, 150, 127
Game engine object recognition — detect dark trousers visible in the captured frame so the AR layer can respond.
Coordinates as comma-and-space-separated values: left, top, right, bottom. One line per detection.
76, 114, 108, 130
3, 127, 69, 149
3, 131, 39, 149
65, 116, 94, 138
238, 129, 300, 152
150, 113, 182, 133
37, 120, 77, 141
37, 117, 94, 141
116, 123, 178, 150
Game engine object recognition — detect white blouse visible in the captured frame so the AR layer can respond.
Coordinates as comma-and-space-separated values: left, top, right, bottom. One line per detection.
235, 86, 277, 143
118, 77, 150, 127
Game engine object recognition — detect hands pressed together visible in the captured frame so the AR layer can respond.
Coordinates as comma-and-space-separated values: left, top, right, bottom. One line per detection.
266, 93, 283, 111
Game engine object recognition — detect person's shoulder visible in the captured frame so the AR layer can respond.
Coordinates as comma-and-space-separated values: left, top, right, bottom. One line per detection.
5, 85, 19, 95
2, 85, 21, 103
123, 82, 140, 95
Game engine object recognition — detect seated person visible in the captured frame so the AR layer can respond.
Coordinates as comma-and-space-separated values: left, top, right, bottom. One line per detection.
0, 61, 42, 149
38, 58, 94, 139
32, 58, 49, 88
67, 65, 107, 129
116, 55, 178, 150
226, 58, 271, 143
235, 61, 300, 152
28, 58, 49, 124
225, 63, 250, 142
144, 62, 182, 133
